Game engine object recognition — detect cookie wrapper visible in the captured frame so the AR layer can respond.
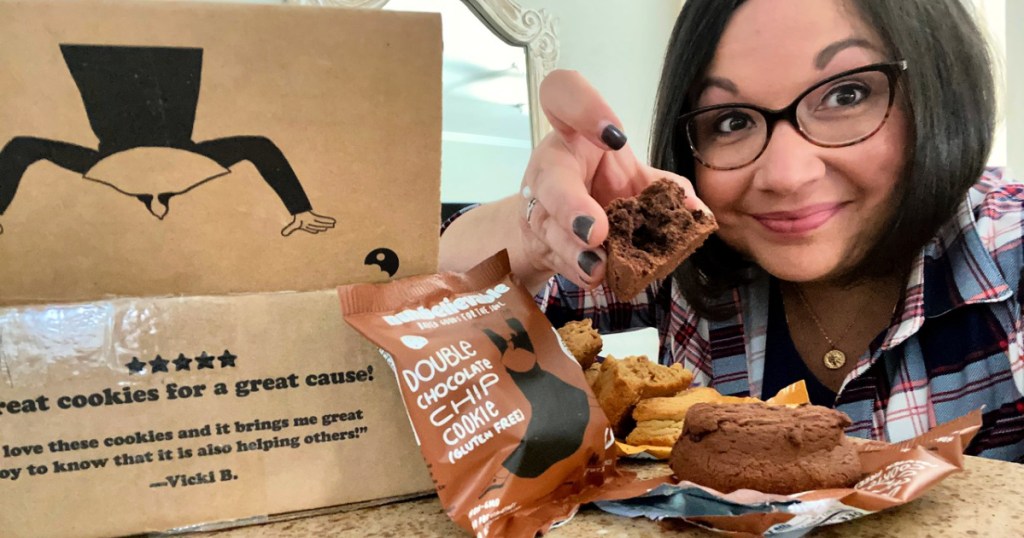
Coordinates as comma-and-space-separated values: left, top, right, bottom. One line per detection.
594, 409, 982, 537
339, 250, 631, 537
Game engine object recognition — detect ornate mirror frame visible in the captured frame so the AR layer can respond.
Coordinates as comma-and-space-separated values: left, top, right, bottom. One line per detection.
286, 0, 558, 146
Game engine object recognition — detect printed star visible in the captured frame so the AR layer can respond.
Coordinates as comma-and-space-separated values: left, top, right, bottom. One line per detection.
149, 355, 169, 373
173, 353, 192, 371
126, 357, 146, 374
218, 350, 237, 368
196, 352, 215, 370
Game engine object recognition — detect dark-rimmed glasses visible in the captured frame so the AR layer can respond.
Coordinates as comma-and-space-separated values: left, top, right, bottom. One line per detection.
677, 61, 908, 171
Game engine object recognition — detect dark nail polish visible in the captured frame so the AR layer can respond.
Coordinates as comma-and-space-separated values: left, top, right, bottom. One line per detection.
601, 124, 627, 150
572, 215, 595, 244
578, 250, 601, 276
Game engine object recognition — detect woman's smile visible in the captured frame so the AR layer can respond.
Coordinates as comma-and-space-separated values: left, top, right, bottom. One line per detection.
751, 202, 847, 236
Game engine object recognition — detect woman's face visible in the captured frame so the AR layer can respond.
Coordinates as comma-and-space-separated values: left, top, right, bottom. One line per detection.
693, 0, 908, 283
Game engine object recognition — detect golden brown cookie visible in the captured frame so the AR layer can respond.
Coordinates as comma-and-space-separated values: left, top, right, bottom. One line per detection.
625, 418, 683, 447
591, 355, 694, 435
557, 319, 603, 369
628, 387, 759, 447
584, 362, 601, 389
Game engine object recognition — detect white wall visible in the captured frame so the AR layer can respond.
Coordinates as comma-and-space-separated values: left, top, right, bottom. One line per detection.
1007, 1, 1023, 175
516, 0, 683, 163
969, 0, 1009, 169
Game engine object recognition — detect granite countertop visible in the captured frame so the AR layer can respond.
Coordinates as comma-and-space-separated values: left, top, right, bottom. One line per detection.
199, 455, 1024, 537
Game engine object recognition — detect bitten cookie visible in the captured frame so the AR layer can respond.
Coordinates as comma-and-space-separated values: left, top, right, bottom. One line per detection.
591, 355, 694, 435
557, 319, 603, 369
604, 178, 717, 299
670, 402, 863, 494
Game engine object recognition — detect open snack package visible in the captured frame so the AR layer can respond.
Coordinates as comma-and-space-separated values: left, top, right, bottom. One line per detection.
594, 409, 981, 537
340, 250, 982, 537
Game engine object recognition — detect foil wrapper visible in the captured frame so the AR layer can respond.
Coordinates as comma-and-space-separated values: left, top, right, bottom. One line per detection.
594, 409, 982, 537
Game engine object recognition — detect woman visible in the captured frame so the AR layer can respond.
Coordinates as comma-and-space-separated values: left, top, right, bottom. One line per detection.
440, 0, 1023, 462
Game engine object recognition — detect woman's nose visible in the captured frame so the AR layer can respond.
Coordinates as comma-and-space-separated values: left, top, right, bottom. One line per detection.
750, 121, 826, 195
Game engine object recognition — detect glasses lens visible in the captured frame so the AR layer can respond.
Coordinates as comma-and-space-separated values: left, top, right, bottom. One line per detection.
686, 106, 768, 169
797, 69, 893, 145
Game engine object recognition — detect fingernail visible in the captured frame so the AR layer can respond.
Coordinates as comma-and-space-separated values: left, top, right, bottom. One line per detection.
601, 124, 627, 150
578, 250, 601, 276
572, 215, 595, 244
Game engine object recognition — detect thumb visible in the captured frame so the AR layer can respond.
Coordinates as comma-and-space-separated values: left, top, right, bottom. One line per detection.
281, 218, 301, 237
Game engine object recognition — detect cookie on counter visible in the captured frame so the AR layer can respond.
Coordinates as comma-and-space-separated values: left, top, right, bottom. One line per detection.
670, 402, 863, 494
627, 386, 733, 447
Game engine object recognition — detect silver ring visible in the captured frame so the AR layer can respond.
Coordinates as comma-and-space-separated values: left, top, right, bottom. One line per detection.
525, 198, 538, 224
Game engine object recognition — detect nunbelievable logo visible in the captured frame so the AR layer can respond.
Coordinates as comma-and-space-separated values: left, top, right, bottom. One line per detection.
383, 284, 511, 326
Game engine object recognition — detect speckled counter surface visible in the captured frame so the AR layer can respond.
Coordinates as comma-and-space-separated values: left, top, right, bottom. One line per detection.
199, 456, 1023, 537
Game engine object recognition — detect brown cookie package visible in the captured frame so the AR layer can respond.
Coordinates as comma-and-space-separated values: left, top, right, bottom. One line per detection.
339, 251, 630, 538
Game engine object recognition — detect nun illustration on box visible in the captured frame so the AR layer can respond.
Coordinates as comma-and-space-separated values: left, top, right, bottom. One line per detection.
0, 44, 335, 237
479, 317, 591, 498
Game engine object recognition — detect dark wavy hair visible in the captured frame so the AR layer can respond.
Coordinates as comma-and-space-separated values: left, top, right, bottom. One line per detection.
650, 0, 996, 319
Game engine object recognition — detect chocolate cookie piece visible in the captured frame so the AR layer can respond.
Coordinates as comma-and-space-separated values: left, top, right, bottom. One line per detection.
669, 402, 863, 495
604, 179, 717, 299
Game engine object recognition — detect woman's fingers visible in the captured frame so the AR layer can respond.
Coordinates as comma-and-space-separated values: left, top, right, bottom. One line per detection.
540, 70, 628, 152
519, 195, 607, 288
527, 148, 609, 248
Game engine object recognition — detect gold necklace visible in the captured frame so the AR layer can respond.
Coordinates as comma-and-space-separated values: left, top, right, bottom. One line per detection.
789, 285, 864, 370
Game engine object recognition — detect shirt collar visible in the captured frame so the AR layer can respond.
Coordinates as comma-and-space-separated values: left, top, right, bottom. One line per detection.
883, 188, 1012, 349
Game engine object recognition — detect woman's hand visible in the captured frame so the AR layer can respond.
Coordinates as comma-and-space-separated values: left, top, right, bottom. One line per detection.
517, 70, 705, 289
439, 70, 705, 294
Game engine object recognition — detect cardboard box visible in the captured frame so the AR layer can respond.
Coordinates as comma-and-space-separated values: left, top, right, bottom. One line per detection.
0, 1, 440, 536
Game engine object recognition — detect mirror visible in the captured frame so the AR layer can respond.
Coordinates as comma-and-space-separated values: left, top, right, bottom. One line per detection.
287, 0, 558, 213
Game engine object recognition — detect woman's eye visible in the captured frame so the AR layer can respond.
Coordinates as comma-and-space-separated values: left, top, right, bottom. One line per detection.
822, 83, 869, 108
714, 113, 753, 134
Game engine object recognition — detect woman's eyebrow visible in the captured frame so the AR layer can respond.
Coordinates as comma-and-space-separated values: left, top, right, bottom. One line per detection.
697, 37, 878, 100
814, 37, 878, 69
703, 76, 739, 95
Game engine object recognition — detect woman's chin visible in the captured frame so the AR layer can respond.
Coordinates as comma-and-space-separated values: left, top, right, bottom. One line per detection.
752, 251, 847, 284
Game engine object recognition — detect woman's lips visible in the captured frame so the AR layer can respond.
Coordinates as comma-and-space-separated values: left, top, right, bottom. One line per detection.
752, 203, 845, 235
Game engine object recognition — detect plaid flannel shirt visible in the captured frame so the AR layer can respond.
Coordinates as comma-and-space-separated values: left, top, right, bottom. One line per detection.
442, 168, 1024, 462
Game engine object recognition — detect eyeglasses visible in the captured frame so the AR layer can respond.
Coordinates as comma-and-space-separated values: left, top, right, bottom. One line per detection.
677, 61, 908, 171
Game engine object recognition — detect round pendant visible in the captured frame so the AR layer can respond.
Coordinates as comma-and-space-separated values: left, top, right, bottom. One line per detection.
823, 349, 846, 370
